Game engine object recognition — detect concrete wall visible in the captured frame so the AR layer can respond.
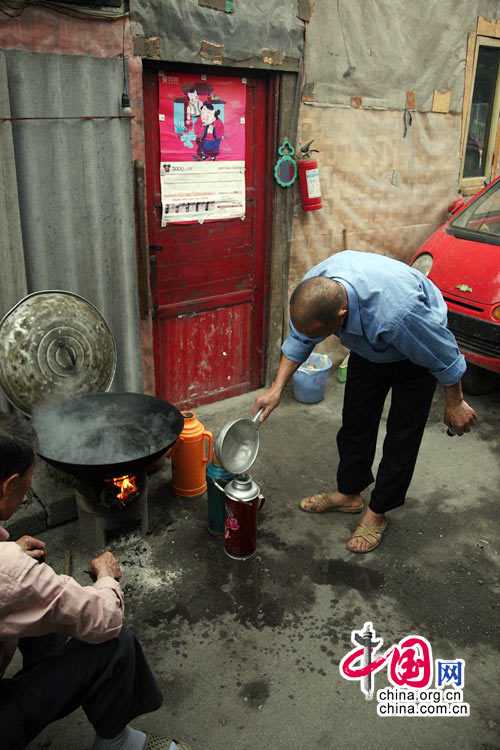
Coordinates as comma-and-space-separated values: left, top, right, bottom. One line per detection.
286, 0, 500, 363
291, 107, 461, 280
291, 1, 500, 273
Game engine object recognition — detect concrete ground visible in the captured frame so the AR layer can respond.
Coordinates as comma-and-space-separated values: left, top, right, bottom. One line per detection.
15, 378, 500, 750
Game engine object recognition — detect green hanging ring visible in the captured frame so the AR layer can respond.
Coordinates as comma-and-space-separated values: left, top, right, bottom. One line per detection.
274, 139, 298, 188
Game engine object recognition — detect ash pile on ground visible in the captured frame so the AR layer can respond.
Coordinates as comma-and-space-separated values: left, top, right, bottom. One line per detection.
112, 533, 182, 598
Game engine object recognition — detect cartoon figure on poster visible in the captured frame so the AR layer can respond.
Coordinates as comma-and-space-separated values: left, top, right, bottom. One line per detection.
172, 82, 226, 159
194, 102, 225, 160
185, 86, 203, 127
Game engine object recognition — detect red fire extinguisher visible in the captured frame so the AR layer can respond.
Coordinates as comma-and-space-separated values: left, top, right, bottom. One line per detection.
297, 140, 322, 212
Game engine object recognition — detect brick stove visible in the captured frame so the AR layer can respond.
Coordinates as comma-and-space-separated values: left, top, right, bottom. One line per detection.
76, 471, 149, 548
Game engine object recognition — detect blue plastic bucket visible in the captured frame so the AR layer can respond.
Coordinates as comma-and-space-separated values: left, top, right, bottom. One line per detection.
292, 352, 333, 404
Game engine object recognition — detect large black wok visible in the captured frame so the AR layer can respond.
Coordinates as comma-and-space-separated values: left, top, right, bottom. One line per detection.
32, 393, 184, 480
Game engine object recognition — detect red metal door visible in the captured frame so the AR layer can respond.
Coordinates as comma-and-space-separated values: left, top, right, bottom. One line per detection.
144, 67, 272, 409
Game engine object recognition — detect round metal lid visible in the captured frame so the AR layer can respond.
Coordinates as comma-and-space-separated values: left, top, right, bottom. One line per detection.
0, 291, 116, 414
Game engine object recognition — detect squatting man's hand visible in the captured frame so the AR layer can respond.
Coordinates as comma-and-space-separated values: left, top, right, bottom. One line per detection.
89, 550, 122, 581
16, 535, 47, 561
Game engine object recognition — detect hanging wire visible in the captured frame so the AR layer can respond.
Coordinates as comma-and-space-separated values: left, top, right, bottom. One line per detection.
403, 108, 413, 138
0, 0, 26, 18
121, 13, 130, 109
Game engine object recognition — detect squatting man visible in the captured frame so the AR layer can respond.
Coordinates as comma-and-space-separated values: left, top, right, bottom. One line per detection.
0, 413, 191, 750
254, 250, 477, 553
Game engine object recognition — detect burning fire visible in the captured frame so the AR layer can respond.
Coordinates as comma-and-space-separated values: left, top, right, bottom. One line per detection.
111, 474, 138, 502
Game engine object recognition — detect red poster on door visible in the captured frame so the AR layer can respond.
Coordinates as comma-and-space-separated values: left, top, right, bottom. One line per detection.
158, 72, 246, 225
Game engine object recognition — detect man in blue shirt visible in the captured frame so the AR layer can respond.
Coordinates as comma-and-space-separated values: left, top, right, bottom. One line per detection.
254, 251, 477, 553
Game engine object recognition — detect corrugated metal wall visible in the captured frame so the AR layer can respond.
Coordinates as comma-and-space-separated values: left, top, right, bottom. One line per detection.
0, 54, 27, 315
1, 49, 143, 393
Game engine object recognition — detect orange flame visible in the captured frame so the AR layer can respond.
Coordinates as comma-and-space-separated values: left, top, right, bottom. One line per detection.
111, 474, 138, 501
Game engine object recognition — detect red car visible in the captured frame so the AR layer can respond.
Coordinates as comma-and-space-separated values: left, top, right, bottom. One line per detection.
411, 177, 500, 394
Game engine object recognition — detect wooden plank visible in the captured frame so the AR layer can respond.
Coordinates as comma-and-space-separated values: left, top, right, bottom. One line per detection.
461, 180, 484, 197
266, 71, 300, 384
134, 161, 150, 320
297, 0, 315, 22
491, 119, 500, 177
460, 32, 477, 167
432, 89, 451, 114
477, 16, 500, 38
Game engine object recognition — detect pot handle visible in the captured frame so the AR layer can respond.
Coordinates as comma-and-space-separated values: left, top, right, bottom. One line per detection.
258, 493, 266, 510
203, 430, 213, 464
252, 408, 264, 428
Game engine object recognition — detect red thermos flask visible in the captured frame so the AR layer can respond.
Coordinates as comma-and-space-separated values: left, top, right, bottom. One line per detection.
223, 475, 265, 560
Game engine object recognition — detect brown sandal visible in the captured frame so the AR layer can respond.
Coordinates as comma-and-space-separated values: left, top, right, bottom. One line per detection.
346, 521, 388, 553
299, 493, 364, 514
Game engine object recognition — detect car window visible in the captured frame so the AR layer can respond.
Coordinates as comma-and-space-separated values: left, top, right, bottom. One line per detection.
451, 180, 500, 239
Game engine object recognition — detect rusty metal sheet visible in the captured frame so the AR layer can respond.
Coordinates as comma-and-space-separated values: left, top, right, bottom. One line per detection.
144, 36, 161, 59
262, 49, 285, 66
132, 0, 303, 72
200, 40, 225, 64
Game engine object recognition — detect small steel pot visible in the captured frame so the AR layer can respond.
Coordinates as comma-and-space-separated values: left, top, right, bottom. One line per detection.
215, 409, 263, 475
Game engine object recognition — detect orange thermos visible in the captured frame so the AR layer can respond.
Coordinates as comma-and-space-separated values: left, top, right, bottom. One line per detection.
171, 412, 213, 497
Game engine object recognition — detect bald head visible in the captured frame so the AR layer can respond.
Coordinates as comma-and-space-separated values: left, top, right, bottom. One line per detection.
290, 277, 347, 336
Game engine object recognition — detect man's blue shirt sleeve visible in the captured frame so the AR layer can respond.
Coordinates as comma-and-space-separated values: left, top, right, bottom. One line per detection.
281, 320, 325, 363
388, 306, 466, 385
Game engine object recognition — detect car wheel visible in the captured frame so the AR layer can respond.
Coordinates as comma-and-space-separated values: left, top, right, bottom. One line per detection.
462, 364, 500, 396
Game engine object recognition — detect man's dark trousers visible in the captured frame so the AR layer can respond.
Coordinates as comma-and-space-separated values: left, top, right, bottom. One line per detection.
0, 627, 163, 750
337, 352, 437, 513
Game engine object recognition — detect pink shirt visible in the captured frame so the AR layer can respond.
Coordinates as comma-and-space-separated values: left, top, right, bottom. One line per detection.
0, 526, 124, 676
